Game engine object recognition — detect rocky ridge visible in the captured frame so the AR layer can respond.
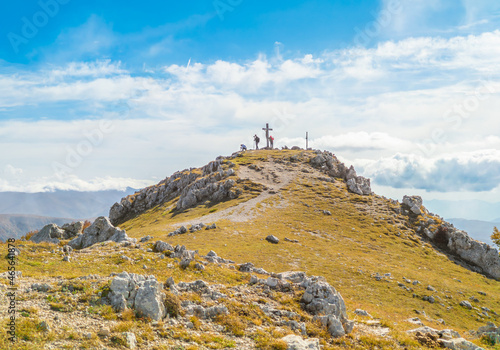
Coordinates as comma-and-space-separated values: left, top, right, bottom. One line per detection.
109, 150, 372, 226
109, 158, 239, 226
401, 196, 500, 281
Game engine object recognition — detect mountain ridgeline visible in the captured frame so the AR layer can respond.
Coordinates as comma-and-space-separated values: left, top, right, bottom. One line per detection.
109, 150, 371, 226
110, 149, 500, 281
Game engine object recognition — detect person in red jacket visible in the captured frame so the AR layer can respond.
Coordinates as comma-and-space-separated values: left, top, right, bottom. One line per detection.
269, 135, 274, 149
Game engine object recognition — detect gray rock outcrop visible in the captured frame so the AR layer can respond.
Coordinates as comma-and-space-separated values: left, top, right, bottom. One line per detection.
308, 152, 371, 196
407, 326, 483, 350
30, 224, 67, 244
106, 272, 166, 321
68, 217, 134, 250
61, 221, 84, 236
153, 241, 174, 253
440, 338, 484, 350
183, 304, 228, 319
476, 322, 500, 345
403, 197, 500, 281
30, 221, 85, 244
402, 195, 423, 215
281, 334, 320, 350
447, 230, 500, 280
301, 280, 353, 337
109, 159, 238, 225
346, 176, 371, 196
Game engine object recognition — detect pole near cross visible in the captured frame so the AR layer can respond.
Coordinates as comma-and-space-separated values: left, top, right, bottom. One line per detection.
262, 123, 273, 148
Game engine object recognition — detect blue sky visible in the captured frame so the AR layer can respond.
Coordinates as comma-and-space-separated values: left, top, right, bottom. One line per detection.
1, 0, 500, 210
1, 0, 379, 66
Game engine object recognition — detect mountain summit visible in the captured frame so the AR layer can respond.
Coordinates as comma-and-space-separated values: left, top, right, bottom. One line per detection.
111, 149, 499, 281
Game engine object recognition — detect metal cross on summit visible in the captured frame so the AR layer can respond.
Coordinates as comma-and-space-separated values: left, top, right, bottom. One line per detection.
262, 123, 273, 148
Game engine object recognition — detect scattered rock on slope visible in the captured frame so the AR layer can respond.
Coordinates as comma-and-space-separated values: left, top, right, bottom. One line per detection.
266, 235, 279, 244
301, 280, 354, 337
106, 272, 166, 321
281, 334, 320, 350
30, 221, 84, 244
68, 217, 135, 250
402, 195, 423, 215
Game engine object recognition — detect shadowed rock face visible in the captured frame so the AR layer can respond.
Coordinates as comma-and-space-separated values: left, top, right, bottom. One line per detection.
68, 217, 134, 250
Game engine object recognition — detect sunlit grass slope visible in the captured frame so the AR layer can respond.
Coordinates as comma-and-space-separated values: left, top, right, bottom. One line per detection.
121, 149, 500, 344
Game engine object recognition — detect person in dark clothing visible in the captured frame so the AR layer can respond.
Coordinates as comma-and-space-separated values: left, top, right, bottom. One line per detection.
253, 134, 260, 149
240, 144, 247, 151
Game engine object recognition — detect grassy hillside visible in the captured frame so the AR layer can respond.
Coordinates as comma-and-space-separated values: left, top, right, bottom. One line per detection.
1, 149, 498, 349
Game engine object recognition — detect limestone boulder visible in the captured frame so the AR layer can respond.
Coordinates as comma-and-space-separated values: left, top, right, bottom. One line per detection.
30, 224, 65, 244
266, 235, 280, 244
68, 217, 134, 250
447, 230, 500, 280
281, 334, 320, 350
153, 241, 174, 253
347, 177, 371, 196
440, 338, 485, 350
301, 281, 353, 337
107, 272, 166, 321
134, 279, 166, 321
61, 221, 84, 238
402, 195, 423, 215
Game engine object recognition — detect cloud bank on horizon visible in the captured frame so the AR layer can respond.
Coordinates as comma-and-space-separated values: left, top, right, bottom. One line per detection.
0, 0, 500, 201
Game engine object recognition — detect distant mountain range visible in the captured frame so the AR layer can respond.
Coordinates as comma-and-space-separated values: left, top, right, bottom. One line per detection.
0, 189, 136, 241
0, 189, 136, 219
446, 218, 499, 247
0, 214, 73, 242
425, 199, 500, 222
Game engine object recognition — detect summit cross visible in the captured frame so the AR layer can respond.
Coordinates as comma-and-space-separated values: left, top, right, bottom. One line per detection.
262, 123, 273, 148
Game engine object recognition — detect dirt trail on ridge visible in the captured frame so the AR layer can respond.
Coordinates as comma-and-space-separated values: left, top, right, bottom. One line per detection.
171, 161, 320, 227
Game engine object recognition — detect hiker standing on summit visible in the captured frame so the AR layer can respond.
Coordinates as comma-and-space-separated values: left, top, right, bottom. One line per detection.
254, 134, 260, 149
